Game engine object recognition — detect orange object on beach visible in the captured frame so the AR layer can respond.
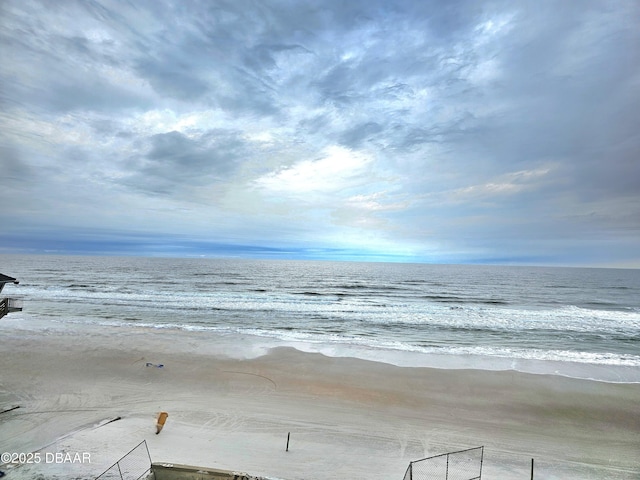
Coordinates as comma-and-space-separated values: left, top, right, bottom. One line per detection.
156, 411, 169, 434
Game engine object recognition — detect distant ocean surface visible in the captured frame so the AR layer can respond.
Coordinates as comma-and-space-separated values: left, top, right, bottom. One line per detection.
2, 255, 639, 382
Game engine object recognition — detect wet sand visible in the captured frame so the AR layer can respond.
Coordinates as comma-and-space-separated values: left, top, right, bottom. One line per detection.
1, 320, 638, 479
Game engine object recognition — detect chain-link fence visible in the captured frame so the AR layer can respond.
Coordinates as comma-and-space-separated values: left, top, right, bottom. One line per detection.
403, 446, 484, 480
95, 440, 152, 480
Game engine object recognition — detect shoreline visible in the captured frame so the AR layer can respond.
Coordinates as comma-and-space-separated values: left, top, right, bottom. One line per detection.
7, 315, 640, 384
1, 318, 639, 479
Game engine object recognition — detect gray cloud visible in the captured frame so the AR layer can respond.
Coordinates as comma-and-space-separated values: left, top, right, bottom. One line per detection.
1, 0, 638, 265
119, 129, 248, 196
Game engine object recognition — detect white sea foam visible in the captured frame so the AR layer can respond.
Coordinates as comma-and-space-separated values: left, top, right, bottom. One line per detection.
3, 255, 639, 382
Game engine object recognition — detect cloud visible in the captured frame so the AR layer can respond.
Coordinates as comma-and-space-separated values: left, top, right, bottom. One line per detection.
255, 145, 374, 196
1, 0, 639, 265
450, 167, 554, 203
120, 129, 247, 196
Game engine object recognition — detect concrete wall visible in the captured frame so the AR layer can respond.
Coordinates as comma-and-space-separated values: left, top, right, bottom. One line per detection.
151, 463, 265, 480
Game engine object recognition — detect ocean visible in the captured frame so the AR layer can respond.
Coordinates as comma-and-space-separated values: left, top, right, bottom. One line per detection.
2, 254, 639, 382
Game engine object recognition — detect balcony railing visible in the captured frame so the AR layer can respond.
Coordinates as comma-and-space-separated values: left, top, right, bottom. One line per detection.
1, 297, 23, 319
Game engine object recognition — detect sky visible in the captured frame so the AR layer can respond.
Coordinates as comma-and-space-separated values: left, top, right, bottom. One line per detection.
1, 0, 639, 266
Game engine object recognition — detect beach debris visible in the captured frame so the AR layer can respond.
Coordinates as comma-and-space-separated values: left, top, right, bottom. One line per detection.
0, 406, 20, 415
156, 411, 169, 434
146, 362, 164, 368
94, 416, 122, 429
286, 432, 290, 452
222, 370, 277, 389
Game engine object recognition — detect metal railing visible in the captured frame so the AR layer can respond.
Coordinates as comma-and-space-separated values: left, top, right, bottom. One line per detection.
95, 440, 152, 480
1, 297, 22, 318
403, 446, 484, 480
7, 298, 23, 310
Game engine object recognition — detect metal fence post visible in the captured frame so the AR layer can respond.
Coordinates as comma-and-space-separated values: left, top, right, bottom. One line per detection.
445, 452, 449, 480
143, 440, 152, 466
531, 458, 534, 480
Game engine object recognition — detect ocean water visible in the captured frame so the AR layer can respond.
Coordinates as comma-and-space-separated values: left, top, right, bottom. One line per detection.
2, 255, 639, 382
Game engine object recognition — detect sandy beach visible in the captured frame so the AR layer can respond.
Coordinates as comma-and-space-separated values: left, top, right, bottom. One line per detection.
1, 318, 638, 480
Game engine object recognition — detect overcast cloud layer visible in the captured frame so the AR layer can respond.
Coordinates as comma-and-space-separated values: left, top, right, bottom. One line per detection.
1, 0, 639, 265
